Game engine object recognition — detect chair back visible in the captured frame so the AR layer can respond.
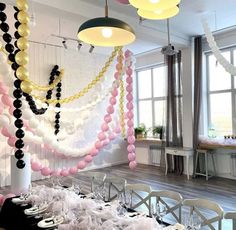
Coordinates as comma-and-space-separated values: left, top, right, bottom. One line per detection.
149, 190, 183, 223
88, 172, 106, 192
224, 212, 236, 230
183, 198, 224, 230
125, 183, 151, 213
105, 177, 127, 201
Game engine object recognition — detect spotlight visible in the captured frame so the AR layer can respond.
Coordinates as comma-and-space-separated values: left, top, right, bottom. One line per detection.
77, 41, 82, 51
62, 39, 67, 49
89, 45, 94, 53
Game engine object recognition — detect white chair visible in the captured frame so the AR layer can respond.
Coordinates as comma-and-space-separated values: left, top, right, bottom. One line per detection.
125, 183, 151, 213
105, 177, 127, 201
86, 172, 106, 192
224, 212, 236, 230
183, 198, 224, 230
149, 190, 183, 223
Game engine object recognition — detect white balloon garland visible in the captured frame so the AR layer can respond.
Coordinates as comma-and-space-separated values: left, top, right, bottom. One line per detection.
202, 20, 236, 76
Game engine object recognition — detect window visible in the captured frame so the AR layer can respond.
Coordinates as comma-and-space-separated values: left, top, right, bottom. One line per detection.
136, 65, 166, 134
206, 49, 236, 137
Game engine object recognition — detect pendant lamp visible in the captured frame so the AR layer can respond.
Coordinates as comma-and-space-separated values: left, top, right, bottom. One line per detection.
129, 0, 181, 11
138, 6, 179, 20
78, 0, 135, 47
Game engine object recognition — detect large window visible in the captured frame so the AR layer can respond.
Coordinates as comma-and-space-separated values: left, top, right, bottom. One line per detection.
136, 65, 166, 133
206, 48, 236, 137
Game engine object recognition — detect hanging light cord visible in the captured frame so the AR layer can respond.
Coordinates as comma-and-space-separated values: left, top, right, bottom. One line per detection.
105, 0, 108, 17
167, 19, 171, 45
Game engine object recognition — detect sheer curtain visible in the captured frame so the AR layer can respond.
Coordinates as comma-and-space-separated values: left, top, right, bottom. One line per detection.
164, 51, 183, 174
192, 37, 202, 177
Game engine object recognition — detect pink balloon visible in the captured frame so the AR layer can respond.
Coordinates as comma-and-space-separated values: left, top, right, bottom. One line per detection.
127, 128, 134, 136
31, 161, 42, 171
0, 85, 8, 95
8, 106, 14, 116
102, 139, 110, 146
41, 167, 51, 176
101, 123, 109, 132
90, 148, 99, 156
51, 169, 61, 176
85, 154, 93, 163
127, 144, 135, 152
126, 77, 133, 84
95, 140, 102, 149
2, 193, 15, 204
126, 85, 133, 93
1, 127, 11, 138
125, 50, 132, 57
127, 120, 134, 128
114, 72, 120, 80
0, 194, 4, 206
107, 105, 114, 114
98, 132, 106, 141
127, 111, 134, 119
109, 97, 116, 105
126, 102, 133, 110
126, 93, 133, 101
109, 132, 116, 140
116, 63, 122, 71
126, 68, 133, 76
112, 89, 118, 97
1, 95, 12, 107
129, 161, 137, 170
69, 167, 78, 175
128, 152, 136, 161
128, 135, 135, 144
7, 136, 16, 147
60, 169, 69, 177
77, 161, 87, 170
104, 114, 112, 123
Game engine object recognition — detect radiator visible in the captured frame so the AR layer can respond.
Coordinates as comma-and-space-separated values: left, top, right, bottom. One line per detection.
150, 146, 161, 165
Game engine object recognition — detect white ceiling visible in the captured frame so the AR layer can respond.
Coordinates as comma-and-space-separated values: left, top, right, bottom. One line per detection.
2, 0, 236, 55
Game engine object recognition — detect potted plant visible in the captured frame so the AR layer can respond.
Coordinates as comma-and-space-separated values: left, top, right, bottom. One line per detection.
134, 124, 146, 139
152, 126, 164, 139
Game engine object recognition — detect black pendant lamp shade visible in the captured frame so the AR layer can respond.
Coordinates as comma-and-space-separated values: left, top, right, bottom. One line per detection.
78, 0, 135, 47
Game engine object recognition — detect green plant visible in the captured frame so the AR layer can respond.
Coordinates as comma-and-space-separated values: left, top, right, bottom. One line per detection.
152, 126, 163, 135
134, 124, 146, 137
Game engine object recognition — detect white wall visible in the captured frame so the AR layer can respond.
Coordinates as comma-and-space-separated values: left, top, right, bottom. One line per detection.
0, 43, 128, 187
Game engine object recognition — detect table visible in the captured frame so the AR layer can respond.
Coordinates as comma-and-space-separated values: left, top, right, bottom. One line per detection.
165, 147, 193, 180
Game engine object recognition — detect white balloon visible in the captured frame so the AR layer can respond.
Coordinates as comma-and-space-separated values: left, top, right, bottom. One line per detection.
0, 114, 10, 127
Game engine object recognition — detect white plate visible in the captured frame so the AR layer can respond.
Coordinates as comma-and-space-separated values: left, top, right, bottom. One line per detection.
37, 216, 64, 228
24, 203, 48, 215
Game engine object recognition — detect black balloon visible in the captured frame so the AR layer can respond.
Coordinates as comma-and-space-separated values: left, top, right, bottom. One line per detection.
13, 6, 19, 12
14, 49, 20, 55
14, 21, 20, 29
14, 80, 22, 88
15, 129, 25, 139
0, 3, 6, 11
55, 124, 60, 129
5, 44, 14, 53
53, 65, 59, 71
3, 33, 12, 43
55, 119, 60, 124
16, 160, 25, 169
0, 12, 7, 22
0, 22, 9, 32
13, 88, 22, 98
15, 119, 23, 128
57, 82, 62, 87
55, 103, 61, 108
8, 53, 15, 62
13, 109, 22, 119
14, 31, 21, 39
54, 130, 59, 135
11, 62, 19, 71
56, 93, 61, 98
13, 99, 22, 108
14, 40, 18, 48
15, 139, 24, 149
55, 113, 60, 119
14, 12, 19, 20
15, 149, 24, 160
29, 100, 36, 106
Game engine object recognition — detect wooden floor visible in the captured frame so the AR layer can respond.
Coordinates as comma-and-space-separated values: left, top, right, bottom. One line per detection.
1, 163, 236, 229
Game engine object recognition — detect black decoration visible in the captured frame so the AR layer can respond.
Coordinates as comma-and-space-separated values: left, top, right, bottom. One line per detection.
3, 33, 12, 43
13, 99, 22, 108
15, 139, 24, 149
15, 119, 23, 129
0, 22, 9, 32
13, 88, 22, 98
11, 62, 19, 71
13, 109, 22, 119
14, 31, 21, 39
14, 12, 19, 20
8, 53, 15, 62
14, 21, 20, 29
0, 3, 6, 11
15, 129, 25, 139
16, 160, 25, 169
15, 149, 24, 160
0, 12, 7, 22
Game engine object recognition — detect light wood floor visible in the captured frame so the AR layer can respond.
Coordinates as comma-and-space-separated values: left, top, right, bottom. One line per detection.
1, 163, 236, 229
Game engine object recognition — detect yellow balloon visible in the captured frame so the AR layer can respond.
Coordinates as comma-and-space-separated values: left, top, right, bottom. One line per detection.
18, 24, 30, 37
15, 51, 28, 66
16, 0, 29, 11
21, 81, 32, 94
17, 11, 30, 24
17, 37, 29, 51
16, 66, 29, 80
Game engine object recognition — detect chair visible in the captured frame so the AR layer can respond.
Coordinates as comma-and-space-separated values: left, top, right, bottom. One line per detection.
194, 149, 216, 180
183, 198, 224, 230
86, 172, 106, 192
125, 183, 151, 213
104, 177, 127, 201
224, 212, 236, 230
149, 190, 183, 223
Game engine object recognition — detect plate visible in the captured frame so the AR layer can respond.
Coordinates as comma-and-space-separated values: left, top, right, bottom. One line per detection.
37, 216, 64, 228
24, 203, 48, 215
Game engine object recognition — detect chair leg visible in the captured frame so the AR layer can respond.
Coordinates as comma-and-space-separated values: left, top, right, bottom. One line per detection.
194, 151, 199, 177
205, 153, 208, 181
211, 153, 217, 176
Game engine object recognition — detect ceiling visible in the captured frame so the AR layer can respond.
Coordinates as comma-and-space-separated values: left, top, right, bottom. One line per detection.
2, 0, 236, 55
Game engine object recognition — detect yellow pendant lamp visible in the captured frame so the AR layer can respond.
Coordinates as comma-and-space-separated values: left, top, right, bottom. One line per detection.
129, 0, 180, 11
78, 0, 135, 47
138, 6, 179, 20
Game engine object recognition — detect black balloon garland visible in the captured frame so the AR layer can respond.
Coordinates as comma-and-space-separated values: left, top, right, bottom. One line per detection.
0, 4, 62, 168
